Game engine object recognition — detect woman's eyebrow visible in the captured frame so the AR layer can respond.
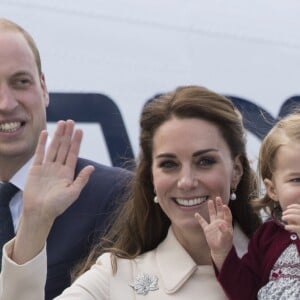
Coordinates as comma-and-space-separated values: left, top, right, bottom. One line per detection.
155, 148, 218, 159
192, 148, 218, 157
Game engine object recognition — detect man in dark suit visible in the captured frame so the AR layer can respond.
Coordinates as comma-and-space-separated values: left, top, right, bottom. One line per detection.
0, 18, 131, 299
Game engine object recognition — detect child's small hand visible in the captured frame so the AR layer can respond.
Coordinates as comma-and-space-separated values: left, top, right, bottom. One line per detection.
282, 204, 300, 238
195, 196, 233, 271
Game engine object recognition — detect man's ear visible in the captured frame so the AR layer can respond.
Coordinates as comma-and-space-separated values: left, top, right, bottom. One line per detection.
264, 178, 278, 202
41, 73, 49, 107
231, 156, 243, 187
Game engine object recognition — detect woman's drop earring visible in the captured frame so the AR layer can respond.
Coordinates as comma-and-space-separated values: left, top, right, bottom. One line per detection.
230, 190, 237, 201
154, 196, 159, 203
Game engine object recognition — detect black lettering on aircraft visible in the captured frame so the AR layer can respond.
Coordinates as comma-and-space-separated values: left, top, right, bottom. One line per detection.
47, 93, 300, 168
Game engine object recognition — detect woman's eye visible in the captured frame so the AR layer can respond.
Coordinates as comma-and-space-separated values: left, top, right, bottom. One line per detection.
159, 160, 177, 169
197, 157, 216, 167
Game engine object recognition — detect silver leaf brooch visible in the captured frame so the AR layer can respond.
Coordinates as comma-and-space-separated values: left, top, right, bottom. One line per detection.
129, 273, 159, 295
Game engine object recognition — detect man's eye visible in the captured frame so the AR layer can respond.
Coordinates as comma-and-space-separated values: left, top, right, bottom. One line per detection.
13, 78, 31, 88
18, 79, 30, 84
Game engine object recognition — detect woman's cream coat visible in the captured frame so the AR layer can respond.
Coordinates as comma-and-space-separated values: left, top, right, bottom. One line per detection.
0, 227, 242, 300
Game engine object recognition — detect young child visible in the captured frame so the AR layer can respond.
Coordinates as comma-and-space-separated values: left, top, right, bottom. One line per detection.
196, 113, 300, 300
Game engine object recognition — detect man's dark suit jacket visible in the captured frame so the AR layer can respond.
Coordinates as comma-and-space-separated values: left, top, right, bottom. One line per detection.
44, 158, 131, 299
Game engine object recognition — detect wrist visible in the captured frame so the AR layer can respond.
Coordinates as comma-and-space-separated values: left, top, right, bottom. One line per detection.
211, 247, 231, 271
12, 215, 53, 264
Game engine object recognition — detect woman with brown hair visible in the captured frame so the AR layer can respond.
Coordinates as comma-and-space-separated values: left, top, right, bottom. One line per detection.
1, 86, 260, 299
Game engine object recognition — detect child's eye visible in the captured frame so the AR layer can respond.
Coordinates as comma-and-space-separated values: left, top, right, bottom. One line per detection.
290, 178, 300, 183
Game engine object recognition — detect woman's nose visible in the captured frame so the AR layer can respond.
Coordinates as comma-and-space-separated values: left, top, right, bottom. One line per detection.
177, 172, 198, 190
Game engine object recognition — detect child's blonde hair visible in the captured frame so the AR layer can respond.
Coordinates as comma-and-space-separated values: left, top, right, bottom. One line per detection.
254, 112, 300, 216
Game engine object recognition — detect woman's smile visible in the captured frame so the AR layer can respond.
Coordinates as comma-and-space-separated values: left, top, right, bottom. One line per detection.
174, 196, 208, 207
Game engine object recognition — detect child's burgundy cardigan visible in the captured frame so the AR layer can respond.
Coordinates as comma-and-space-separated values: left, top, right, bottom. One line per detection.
216, 220, 300, 300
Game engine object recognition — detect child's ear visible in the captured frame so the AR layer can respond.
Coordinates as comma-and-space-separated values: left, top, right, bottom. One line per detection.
264, 178, 278, 202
